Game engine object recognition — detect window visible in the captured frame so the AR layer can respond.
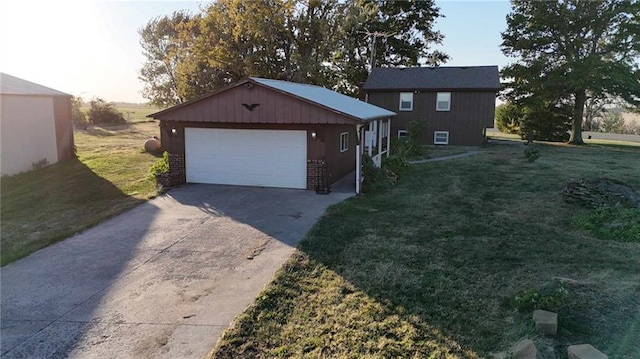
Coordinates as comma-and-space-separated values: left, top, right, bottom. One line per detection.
436, 92, 451, 111
340, 132, 349, 152
398, 130, 409, 140
434, 131, 449, 145
399, 92, 413, 111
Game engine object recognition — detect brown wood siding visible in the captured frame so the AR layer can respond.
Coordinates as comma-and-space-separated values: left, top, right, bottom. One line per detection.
52, 96, 74, 161
154, 85, 358, 125
323, 125, 356, 185
367, 91, 496, 146
160, 121, 355, 186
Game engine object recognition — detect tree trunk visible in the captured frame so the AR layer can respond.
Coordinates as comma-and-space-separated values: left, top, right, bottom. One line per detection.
568, 89, 586, 144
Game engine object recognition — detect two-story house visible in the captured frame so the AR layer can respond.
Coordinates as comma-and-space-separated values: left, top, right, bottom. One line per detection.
362, 66, 500, 146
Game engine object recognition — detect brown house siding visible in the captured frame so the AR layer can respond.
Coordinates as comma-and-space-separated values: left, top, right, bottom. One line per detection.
160, 121, 355, 189
367, 91, 496, 146
155, 84, 357, 125
52, 96, 74, 161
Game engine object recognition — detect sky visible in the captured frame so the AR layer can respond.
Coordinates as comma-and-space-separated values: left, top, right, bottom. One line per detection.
0, 0, 512, 104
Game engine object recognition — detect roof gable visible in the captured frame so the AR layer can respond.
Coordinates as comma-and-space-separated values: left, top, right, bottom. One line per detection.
0, 73, 70, 96
362, 66, 501, 91
150, 78, 395, 123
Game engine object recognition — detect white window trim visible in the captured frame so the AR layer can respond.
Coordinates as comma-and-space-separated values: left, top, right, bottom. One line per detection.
434, 131, 449, 145
399, 92, 413, 111
340, 132, 349, 152
436, 92, 451, 112
398, 130, 408, 139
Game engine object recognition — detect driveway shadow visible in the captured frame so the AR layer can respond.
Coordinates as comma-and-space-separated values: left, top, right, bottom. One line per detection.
1, 161, 158, 358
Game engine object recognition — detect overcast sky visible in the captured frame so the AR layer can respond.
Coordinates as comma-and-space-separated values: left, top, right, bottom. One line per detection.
0, 0, 512, 103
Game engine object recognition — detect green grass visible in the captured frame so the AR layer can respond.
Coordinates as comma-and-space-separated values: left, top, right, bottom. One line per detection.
0, 122, 160, 265
212, 142, 640, 359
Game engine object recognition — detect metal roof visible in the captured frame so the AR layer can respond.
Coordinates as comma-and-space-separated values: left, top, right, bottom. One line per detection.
362, 66, 501, 91
251, 78, 395, 120
0, 72, 71, 96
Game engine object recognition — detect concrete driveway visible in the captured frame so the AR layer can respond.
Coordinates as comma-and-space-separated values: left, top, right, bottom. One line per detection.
1, 184, 353, 358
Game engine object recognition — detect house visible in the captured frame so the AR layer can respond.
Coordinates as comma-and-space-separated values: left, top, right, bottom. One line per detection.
362, 66, 500, 146
0, 73, 75, 176
148, 78, 395, 193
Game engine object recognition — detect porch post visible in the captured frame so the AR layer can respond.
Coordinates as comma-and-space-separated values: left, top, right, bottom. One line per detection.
386, 118, 391, 157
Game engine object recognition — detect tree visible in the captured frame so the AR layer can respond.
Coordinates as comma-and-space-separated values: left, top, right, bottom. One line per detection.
518, 101, 572, 142
138, 11, 192, 107
88, 98, 126, 125
495, 102, 523, 134
138, 0, 449, 100
600, 111, 626, 133
71, 96, 88, 128
501, 0, 640, 144
333, 0, 448, 95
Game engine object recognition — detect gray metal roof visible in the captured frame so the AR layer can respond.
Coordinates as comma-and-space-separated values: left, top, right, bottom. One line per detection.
362, 66, 501, 91
251, 78, 395, 120
0, 72, 70, 96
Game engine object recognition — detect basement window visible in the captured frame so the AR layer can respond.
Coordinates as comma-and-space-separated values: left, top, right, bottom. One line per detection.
399, 92, 413, 111
436, 92, 451, 111
434, 131, 449, 145
340, 132, 349, 152
398, 130, 409, 140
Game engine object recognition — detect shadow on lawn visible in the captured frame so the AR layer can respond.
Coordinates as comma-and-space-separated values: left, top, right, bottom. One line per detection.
1, 158, 153, 358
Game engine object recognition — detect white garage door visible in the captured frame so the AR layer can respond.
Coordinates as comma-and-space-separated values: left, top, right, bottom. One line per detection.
185, 128, 307, 189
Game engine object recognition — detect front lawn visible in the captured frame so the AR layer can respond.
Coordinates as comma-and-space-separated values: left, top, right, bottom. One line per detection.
212, 142, 640, 358
0, 122, 160, 265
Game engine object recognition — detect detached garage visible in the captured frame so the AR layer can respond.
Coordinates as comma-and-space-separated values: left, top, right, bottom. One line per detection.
149, 78, 395, 192
0, 73, 75, 176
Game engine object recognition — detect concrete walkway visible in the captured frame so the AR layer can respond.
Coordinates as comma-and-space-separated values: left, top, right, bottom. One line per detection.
409, 150, 481, 164
1, 185, 353, 358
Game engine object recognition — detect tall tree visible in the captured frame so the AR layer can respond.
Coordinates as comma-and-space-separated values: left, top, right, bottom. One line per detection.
138, 11, 192, 107
501, 0, 640, 144
139, 0, 448, 100
334, 0, 448, 95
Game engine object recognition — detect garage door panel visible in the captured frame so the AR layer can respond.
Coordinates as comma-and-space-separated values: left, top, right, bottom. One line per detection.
185, 128, 307, 189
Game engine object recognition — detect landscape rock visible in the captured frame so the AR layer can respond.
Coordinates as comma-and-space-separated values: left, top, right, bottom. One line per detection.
533, 309, 558, 335
512, 339, 537, 359
567, 344, 608, 359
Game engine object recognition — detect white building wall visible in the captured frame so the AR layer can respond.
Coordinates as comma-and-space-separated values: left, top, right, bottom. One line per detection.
1, 95, 59, 176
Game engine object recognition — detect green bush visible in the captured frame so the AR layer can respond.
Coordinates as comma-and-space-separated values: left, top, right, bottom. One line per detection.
148, 151, 170, 179
510, 282, 570, 312
495, 102, 523, 134
88, 98, 126, 125
382, 155, 410, 176
71, 96, 89, 129
390, 138, 420, 158
518, 103, 571, 142
362, 155, 395, 193
524, 147, 540, 162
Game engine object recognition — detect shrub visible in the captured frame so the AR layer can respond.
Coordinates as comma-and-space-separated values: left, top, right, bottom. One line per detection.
148, 151, 170, 179
382, 155, 410, 176
524, 147, 540, 162
71, 96, 89, 129
88, 98, 126, 125
510, 282, 570, 312
518, 103, 571, 142
362, 155, 395, 193
495, 102, 523, 134
390, 138, 420, 158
